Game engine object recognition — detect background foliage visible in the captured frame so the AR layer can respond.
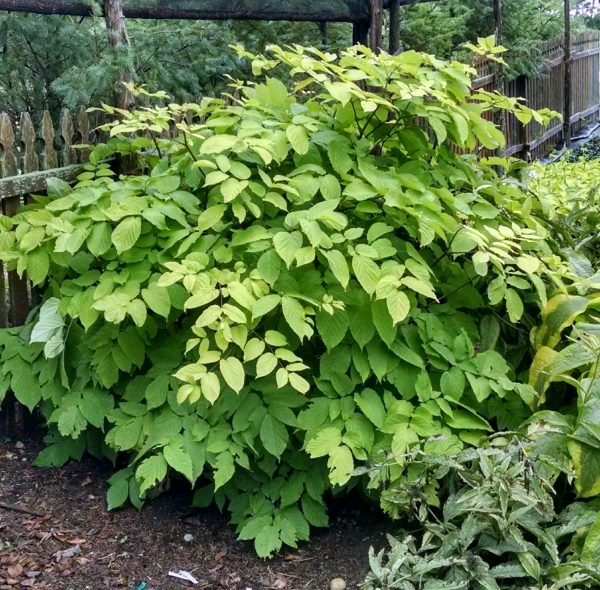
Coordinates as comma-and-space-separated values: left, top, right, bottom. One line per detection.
1, 0, 598, 117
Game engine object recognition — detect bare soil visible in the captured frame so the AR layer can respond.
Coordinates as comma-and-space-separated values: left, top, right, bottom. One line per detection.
0, 437, 392, 590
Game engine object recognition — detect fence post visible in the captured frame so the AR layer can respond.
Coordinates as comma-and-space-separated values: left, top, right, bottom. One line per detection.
563, 0, 572, 145
389, 0, 401, 54
369, 0, 383, 53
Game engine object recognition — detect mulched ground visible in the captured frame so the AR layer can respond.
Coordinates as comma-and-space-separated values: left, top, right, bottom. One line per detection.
0, 437, 392, 590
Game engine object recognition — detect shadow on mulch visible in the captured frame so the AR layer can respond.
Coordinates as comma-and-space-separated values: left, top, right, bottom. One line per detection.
0, 436, 394, 590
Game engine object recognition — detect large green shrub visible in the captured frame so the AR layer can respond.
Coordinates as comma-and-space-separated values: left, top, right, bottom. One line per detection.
0, 43, 560, 557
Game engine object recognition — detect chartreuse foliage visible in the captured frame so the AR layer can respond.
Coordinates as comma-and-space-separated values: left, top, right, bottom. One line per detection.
517, 159, 600, 502
0, 42, 563, 558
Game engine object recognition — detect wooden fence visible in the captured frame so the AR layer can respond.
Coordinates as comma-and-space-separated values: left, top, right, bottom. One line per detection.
0, 107, 102, 331
473, 31, 600, 159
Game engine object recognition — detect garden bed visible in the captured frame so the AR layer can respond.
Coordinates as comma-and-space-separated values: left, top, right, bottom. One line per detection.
0, 437, 389, 590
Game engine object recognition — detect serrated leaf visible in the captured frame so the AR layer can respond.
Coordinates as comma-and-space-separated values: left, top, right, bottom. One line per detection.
112, 217, 141, 254
327, 444, 354, 486
252, 294, 281, 318
306, 427, 342, 458
142, 283, 171, 318
286, 124, 309, 154
355, 389, 386, 428
219, 357, 245, 393
352, 254, 380, 295
260, 415, 289, 458
107, 478, 129, 510
137, 455, 168, 496
325, 250, 350, 289
386, 290, 410, 325
201, 373, 221, 404
254, 524, 282, 558
256, 352, 278, 378
316, 309, 349, 349
273, 232, 303, 267
506, 288, 524, 322
163, 442, 194, 483
257, 250, 281, 285
213, 451, 235, 490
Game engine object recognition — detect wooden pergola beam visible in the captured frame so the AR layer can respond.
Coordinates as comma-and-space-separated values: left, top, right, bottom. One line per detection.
0, 0, 369, 22
0, 0, 437, 22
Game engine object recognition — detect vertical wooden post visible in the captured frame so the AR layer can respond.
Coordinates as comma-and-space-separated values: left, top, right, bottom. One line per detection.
389, 0, 401, 54
369, 0, 383, 53
353, 22, 369, 46
104, 0, 133, 109
318, 22, 329, 46
564, 0, 572, 145
493, 0, 506, 150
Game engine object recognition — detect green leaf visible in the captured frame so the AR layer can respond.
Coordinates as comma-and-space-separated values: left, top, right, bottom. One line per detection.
286, 124, 309, 154
112, 217, 141, 254
27, 248, 50, 285
113, 417, 143, 451
80, 389, 114, 428
163, 442, 194, 483
536, 294, 590, 349
87, 222, 113, 256
289, 373, 310, 394
316, 309, 349, 349
142, 283, 171, 318
239, 515, 272, 541
440, 367, 465, 400
219, 357, 245, 393
256, 353, 278, 378
254, 524, 282, 558
107, 478, 129, 510
201, 372, 221, 404
327, 444, 354, 486
252, 294, 281, 318
355, 389, 386, 428
257, 250, 281, 285
282, 296, 312, 340
324, 250, 350, 289
200, 134, 239, 155
301, 495, 328, 527
506, 288, 524, 323
273, 231, 303, 267
127, 299, 147, 327
446, 409, 492, 431
386, 290, 410, 325
352, 254, 380, 295
213, 451, 235, 490
260, 415, 289, 458
148, 175, 180, 194
391, 424, 419, 458
146, 374, 170, 409
137, 455, 168, 496
582, 514, 600, 563
306, 427, 342, 458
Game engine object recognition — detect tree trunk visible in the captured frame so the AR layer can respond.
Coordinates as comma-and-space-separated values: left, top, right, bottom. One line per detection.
104, 0, 133, 110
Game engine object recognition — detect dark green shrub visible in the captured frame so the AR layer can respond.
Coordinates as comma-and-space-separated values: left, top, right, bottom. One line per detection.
0, 42, 560, 557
